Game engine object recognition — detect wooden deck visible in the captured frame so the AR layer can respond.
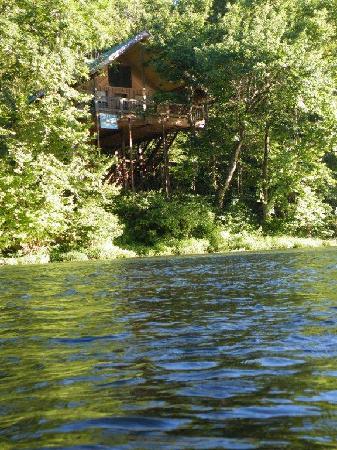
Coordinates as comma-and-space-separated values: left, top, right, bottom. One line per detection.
94, 94, 206, 149
95, 94, 205, 120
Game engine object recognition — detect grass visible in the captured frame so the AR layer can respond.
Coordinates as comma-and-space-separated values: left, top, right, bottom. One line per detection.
217, 230, 337, 252
1, 231, 336, 266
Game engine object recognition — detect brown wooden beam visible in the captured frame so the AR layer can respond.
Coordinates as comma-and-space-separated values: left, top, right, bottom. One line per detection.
128, 117, 135, 192
121, 130, 128, 190
162, 119, 170, 198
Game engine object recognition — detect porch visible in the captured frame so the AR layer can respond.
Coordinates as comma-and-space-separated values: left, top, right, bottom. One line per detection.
94, 90, 206, 129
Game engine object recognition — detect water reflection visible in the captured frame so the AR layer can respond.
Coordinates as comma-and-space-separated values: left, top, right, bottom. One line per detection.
1, 249, 337, 448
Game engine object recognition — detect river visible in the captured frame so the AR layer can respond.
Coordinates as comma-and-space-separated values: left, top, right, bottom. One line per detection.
1, 248, 337, 449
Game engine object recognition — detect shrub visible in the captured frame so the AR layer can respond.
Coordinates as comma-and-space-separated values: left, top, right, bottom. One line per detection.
219, 199, 258, 234
58, 251, 89, 262
86, 242, 137, 259
172, 238, 211, 255
113, 192, 221, 251
265, 186, 334, 238
0, 149, 123, 257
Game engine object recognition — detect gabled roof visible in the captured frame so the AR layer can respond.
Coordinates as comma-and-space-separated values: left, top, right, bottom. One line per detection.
88, 30, 151, 74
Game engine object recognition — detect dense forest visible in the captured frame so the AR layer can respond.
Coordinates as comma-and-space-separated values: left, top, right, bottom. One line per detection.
1, 0, 337, 263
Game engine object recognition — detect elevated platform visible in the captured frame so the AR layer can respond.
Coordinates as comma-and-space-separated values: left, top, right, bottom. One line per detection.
95, 95, 205, 149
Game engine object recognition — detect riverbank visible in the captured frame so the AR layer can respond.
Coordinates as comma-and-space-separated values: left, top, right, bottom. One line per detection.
1, 233, 336, 266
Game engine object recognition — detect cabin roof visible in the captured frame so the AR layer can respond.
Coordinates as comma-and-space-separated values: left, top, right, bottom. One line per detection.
88, 30, 151, 74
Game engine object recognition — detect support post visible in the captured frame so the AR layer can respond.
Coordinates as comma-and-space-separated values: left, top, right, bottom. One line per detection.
93, 81, 101, 150
128, 117, 135, 192
96, 111, 100, 149
121, 131, 127, 190
162, 119, 170, 197
137, 144, 144, 189
114, 149, 121, 185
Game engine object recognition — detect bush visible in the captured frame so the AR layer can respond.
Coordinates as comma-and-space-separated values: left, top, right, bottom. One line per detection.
219, 199, 258, 234
217, 229, 335, 253
265, 186, 334, 238
0, 149, 123, 258
113, 192, 221, 251
286, 187, 334, 237
172, 238, 211, 255
60, 201, 123, 253
58, 251, 89, 262
86, 242, 137, 259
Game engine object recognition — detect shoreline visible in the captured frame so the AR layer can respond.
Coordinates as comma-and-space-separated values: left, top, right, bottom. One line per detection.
1, 234, 336, 267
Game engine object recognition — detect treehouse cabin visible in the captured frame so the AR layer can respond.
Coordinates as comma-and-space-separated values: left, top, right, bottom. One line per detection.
81, 31, 207, 192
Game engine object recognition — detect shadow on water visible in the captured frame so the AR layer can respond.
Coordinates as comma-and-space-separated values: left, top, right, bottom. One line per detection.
1, 248, 337, 448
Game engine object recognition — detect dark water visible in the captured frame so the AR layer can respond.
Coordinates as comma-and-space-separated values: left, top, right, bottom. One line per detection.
1, 249, 337, 449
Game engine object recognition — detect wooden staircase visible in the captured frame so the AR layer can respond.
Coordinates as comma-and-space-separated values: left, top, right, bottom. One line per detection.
105, 132, 179, 193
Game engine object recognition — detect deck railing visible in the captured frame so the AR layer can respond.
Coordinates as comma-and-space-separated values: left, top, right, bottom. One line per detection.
96, 87, 155, 100
95, 96, 146, 116
94, 94, 205, 124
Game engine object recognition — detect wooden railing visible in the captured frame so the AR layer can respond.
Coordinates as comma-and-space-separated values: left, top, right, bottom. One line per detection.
109, 86, 154, 99
95, 87, 155, 100
95, 96, 146, 115
94, 93, 205, 124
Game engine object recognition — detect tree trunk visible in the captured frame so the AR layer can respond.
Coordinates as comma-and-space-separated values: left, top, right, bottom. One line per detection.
218, 129, 244, 209
162, 121, 170, 198
261, 123, 270, 222
211, 155, 217, 191
237, 160, 242, 195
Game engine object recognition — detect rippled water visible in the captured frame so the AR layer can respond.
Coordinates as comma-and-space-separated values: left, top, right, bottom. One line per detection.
1, 249, 337, 449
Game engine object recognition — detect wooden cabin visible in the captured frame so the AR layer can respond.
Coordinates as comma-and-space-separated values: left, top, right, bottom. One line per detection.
81, 31, 207, 193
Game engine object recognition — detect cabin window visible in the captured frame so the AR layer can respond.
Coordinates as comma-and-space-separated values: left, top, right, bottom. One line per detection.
108, 65, 132, 88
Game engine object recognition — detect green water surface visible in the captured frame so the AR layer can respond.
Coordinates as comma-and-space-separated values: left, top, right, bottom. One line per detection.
1, 249, 337, 449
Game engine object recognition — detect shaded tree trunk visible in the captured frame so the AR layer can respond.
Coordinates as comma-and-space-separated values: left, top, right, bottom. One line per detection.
237, 160, 243, 195
211, 154, 218, 191
218, 128, 244, 209
261, 123, 270, 223
162, 121, 170, 198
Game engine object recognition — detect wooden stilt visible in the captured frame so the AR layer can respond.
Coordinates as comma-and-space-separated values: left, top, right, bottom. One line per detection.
105, 150, 119, 185
137, 144, 144, 189
96, 114, 101, 149
162, 120, 170, 197
93, 83, 101, 150
128, 117, 135, 192
114, 149, 121, 185
121, 131, 127, 190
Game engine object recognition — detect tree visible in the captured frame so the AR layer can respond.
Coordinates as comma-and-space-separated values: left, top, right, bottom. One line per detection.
167, 0, 335, 235
0, 0, 144, 256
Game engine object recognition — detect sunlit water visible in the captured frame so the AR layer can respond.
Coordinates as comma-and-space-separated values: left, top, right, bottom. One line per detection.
1, 249, 337, 449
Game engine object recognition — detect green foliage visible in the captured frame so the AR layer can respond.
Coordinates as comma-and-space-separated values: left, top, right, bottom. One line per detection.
86, 244, 137, 260
170, 238, 211, 255
59, 251, 89, 262
0, 150, 71, 254
0, 0, 138, 259
266, 185, 335, 237
114, 192, 221, 252
62, 196, 123, 252
0, 147, 123, 256
218, 229, 336, 253
2, 0, 337, 262
219, 199, 258, 234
